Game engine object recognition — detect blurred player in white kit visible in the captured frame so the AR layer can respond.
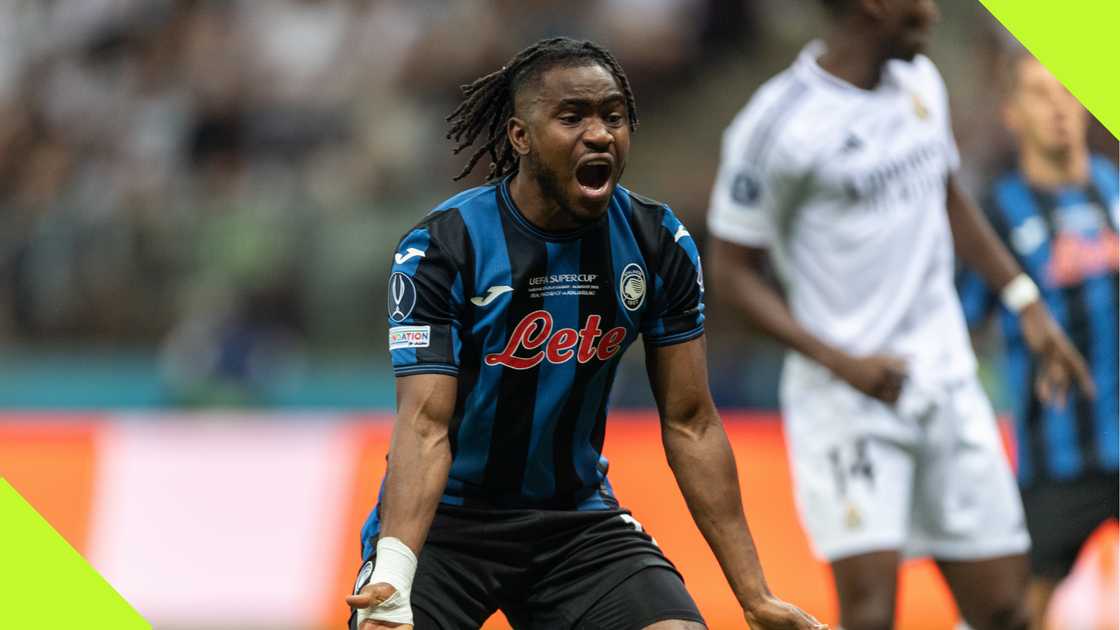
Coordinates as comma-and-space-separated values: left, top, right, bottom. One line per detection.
705, 1, 1094, 628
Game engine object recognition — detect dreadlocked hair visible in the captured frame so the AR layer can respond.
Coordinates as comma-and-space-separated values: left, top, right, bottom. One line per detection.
445, 37, 639, 182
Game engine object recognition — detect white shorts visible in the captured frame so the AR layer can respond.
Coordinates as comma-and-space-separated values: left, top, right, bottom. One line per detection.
780, 358, 1031, 562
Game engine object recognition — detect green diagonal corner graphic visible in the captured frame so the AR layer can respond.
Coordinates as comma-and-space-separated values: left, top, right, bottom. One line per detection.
979, 0, 1119, 139
0, 478, 150, 630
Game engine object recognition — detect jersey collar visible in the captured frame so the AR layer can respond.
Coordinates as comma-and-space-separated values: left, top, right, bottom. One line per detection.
794, 39, 900, 96
498, 175, 609, 242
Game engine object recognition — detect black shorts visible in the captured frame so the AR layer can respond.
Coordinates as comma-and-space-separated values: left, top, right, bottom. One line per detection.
1021, 471, 1119, 579
349, 505, 705, 629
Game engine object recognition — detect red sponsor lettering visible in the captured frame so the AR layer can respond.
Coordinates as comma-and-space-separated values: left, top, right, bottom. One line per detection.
1047, 231, 1120, 287
486, 310, 627, 370
577, 314, 603, 362
547, 328, 579, 363
596, 326, 627, 361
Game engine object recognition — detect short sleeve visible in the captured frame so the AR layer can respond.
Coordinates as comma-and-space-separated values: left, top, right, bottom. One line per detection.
707, 114, 804, 248
386, 224, 464, 376
916, 55, 960, 173
641, 207, 705, 347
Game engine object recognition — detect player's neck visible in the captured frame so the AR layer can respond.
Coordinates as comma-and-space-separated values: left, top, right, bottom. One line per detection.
818, 32, 886, 91
1020, 146, 1090, 189
508, 171, 583, 233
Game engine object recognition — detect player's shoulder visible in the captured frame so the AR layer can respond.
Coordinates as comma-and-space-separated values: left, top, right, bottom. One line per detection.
620, 186, 668, 214
1090, 154, 1120, 189
888, 53, 947, 98
429, 181, 500, 219
396, 182, 500, 259
615, 186, 699, 264
985, 168, 1036, 223
721, 65, 827, 172
722, 68, 811, 148
405, 182, 499, 234
618, 185, 682, 224
616, 186, 686, 241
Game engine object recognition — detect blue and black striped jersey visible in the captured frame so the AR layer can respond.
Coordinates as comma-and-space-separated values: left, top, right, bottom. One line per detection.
958, 155, 1119, 487
363, 176, 704, 555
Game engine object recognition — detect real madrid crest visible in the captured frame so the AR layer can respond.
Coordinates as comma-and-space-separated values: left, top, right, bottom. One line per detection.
910, 92, 929, 120
619, 263, 646, 311
844, 501, 863, 530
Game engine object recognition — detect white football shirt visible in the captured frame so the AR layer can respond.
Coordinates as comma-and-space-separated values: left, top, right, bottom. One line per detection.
708, 40, 976, 387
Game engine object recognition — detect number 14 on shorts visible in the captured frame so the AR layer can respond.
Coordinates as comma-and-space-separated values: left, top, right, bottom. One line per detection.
827, 438, 875, 530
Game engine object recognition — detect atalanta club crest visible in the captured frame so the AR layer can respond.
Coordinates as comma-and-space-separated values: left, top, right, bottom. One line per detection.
619, 263, 645, 311
388, 272, 417, 323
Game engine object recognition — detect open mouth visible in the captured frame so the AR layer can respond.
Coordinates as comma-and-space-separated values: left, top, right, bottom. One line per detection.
576, 162, 612, 192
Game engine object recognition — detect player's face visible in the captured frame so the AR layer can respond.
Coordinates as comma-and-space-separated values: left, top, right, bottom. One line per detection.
1004, 58, 1087, 157
878, 0, 939, 61
519, 64, 630, 223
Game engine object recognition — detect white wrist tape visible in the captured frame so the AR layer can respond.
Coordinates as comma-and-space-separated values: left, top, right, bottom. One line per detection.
356, 537, 417, 626
1001, 273, 1040, 314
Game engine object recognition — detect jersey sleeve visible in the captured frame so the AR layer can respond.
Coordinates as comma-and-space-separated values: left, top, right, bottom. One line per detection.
707, 112, 805, 248
386, 224, 464, 377
916, 55, 961, 173
641, 207, 705, 347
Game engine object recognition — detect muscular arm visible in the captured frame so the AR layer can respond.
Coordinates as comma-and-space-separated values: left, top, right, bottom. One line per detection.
707, 237, 906, 402
647, 336, 822, 629
945, 174, 1021, 289
379, 373, 457, 554
347, 373, 456, 628
706, 237, 842, 371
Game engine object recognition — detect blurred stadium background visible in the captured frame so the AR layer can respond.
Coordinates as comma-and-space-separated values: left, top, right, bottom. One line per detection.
0, 1, 1115, 629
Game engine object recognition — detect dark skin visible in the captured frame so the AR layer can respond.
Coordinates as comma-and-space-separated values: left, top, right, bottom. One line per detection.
507, 63, 630, 230
817, 0, 940, 89
711, 1, 1092, 629
348, 63, 827, 630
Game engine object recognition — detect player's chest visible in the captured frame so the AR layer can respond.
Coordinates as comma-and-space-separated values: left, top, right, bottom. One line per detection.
812, 94, 950, 210
467, 240, 649, 365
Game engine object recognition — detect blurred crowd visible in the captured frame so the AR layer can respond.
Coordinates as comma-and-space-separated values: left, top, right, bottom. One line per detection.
0, 0, 1112, 405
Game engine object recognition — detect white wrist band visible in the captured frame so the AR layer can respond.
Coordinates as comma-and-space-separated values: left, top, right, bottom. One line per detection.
357, 537, 417, 625
1001, 273, 1040, 314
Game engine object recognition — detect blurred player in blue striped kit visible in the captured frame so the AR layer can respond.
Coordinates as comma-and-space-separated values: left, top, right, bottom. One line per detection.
706, 1, 1095, 629
344, 38, 823, 630
957, 50, 1119, 629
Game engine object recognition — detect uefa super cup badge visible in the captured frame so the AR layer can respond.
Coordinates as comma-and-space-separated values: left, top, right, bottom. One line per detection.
388, 272, 417, 323
619, 263, 646, 311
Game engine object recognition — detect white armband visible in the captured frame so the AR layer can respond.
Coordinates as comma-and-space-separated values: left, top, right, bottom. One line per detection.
1000, 273, 1040, 314
356, 537, 417, 626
